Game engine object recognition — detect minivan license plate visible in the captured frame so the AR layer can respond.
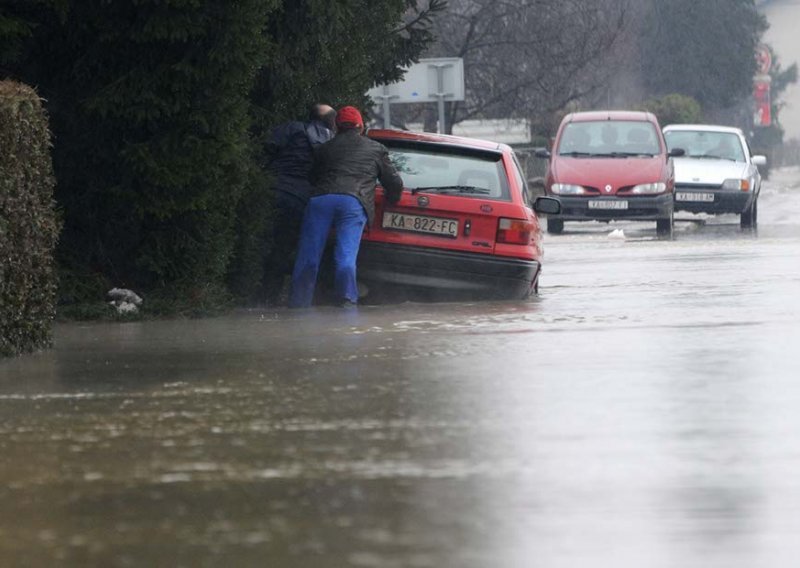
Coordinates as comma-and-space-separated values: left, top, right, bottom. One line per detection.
588, 200, 628, 210
382, 212, 459, 238
675, 192, 714, 202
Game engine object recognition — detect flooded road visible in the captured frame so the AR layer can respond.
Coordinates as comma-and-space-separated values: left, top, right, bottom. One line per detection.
2, 169, 800, 567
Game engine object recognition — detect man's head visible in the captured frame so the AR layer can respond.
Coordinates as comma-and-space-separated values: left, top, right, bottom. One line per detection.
335, 106, 364, 133
310, 104, 337, 130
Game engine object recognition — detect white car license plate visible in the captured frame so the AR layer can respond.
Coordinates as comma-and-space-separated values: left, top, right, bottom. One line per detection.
675, 192, 714, 202
588, 200, 628, 210
382, 212, 459, 238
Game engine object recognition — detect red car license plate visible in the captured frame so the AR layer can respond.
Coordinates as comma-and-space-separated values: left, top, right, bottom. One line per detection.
588, 200, 628, 210
382, 212, 459, 238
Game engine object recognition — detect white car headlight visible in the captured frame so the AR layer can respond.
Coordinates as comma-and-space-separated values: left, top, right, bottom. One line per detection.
551, 183, 587, 195
722, 178, 751, 191
630, 182, 666, 194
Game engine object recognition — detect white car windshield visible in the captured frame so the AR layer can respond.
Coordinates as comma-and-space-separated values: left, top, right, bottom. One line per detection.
664, 130, 746, 162
558, 120, 661, 156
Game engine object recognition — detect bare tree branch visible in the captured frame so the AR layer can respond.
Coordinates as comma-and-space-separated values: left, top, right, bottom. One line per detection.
424, 0, 631, 134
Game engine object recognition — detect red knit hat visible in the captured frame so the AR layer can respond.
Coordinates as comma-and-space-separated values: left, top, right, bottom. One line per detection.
336, 106, 363, 129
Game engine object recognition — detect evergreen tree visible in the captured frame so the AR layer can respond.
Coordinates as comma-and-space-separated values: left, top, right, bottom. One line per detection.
7, 1, 274, 303
253, 0, 444, 133
2, 0, 441, 309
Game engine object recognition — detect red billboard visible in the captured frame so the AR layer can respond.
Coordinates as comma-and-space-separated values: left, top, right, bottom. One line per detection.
754, 78, 771, 127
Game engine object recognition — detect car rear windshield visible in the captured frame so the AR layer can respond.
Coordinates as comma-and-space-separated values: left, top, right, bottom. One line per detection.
558, 120, 661, 156
664, 130, 746, 162
382, 141, 511, 201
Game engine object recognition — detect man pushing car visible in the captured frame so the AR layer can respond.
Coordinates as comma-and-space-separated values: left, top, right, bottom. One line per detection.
289, 106, 403, 308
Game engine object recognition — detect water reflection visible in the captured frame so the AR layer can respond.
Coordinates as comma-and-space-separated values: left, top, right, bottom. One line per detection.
2, 181, 800, 566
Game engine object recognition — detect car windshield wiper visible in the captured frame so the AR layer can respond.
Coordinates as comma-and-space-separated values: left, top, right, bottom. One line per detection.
688, 154, 738, 161
590, 151, 654, 158
613, 151, 655, 157
558, 151, 594, 157
411, 185, 492, 195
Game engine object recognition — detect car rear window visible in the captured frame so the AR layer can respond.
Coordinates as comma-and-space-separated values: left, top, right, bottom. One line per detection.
382, 141, 511, 201
558, 120, 661, 156
664, 130, 746, 162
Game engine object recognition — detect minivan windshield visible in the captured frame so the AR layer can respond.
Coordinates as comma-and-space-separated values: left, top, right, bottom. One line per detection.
384, 143, 511, 201
558, 120, 661, 157
664, 130, 746, 162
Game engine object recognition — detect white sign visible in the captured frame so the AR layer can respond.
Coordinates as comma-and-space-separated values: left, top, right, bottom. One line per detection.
404, 119, 531, 145
368, 57, 465, 104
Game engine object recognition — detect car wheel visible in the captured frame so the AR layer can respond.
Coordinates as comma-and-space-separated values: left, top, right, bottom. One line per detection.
546, 218, 564, 234
741, 199, 757, 229
656, 212, 673, 239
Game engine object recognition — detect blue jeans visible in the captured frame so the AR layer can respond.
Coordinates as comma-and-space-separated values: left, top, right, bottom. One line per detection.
289, 194, 367, 308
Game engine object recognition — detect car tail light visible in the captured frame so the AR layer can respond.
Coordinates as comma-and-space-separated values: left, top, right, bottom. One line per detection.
497, 218, 534, 244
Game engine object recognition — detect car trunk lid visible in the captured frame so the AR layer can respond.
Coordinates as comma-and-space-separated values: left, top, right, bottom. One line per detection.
366, 189, 519, 255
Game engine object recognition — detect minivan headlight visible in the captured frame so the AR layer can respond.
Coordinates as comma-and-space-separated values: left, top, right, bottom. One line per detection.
551, 183, 587, 195
722, 178, 750, 191
631, 182, 666, 194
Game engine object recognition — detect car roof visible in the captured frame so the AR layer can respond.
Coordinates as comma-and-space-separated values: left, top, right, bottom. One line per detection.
562, 110, 657, 124
368, 128, 510, 154
662, 124, 745, 136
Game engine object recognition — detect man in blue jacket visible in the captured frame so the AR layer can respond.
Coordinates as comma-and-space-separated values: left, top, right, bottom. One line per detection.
263, 104, 336, 305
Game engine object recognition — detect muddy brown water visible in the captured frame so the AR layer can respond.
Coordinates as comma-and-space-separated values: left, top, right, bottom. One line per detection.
2, 170, 800, 567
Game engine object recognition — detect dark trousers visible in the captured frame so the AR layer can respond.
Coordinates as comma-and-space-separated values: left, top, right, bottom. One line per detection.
289, 194, 367, 308
263, 190, 307, 304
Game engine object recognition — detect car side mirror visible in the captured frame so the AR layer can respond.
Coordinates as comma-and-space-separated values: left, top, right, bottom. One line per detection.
668, 148, 685, 158
534, 148, 551, 159
533, 196, 561, 215
751, 155, 767, 166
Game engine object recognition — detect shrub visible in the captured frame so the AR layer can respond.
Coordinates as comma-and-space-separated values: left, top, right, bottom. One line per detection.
0, 80, 60, 356
640, 94, 703, 127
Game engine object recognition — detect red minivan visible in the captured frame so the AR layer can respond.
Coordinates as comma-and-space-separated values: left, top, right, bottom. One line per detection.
538, 111, 684, 236
359, 129, 561, 301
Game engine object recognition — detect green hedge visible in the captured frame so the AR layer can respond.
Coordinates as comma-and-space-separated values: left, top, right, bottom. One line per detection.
639, 94, 703, 127
0, 81, 60, 356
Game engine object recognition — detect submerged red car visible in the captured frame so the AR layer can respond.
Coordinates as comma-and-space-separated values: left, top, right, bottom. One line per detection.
358, 129, 560, 301
537, 111, 684, 236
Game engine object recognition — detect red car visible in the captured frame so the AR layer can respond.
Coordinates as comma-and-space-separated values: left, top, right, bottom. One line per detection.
358, 129, 561, 301
537, 111, 684, 236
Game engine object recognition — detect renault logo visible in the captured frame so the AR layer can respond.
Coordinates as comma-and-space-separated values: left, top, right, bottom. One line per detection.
605, 184, 613, 193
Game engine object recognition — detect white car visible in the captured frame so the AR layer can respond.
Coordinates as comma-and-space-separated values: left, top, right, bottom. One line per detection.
663, 124, 766, 228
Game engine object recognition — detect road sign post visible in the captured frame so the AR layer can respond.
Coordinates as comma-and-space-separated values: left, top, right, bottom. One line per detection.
430, 62, 452, 134
372, 85, 398, 129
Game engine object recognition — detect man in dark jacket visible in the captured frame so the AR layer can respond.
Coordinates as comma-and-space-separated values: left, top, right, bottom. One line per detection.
263, 104, 336, 304
289, 106, 403, 308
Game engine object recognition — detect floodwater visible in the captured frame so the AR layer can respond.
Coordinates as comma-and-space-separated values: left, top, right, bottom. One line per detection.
2, 169, 800, 567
